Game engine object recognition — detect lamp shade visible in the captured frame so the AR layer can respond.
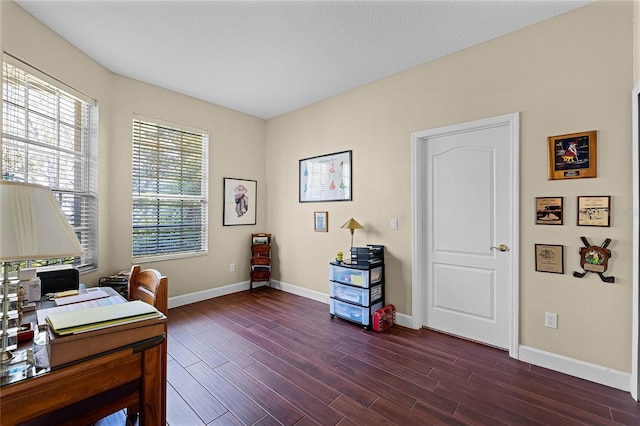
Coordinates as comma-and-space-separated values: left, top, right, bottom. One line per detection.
340, 218, 364, 230
0, 181, 83, 261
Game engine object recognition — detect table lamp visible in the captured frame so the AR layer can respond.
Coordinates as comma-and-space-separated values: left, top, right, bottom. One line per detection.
340, 218, 364, 248
0, 181, 83, 363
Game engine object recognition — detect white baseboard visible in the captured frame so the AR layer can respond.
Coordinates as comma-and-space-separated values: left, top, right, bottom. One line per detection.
269, 280, 329, 304
395, 312, 414, 329
168, 282, 629, 393
167, 279, 327, 309
519, 345, 630, 392
168, 280, 251, 308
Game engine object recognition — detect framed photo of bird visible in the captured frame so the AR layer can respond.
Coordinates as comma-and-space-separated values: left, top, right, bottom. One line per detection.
548, 130, 597, 180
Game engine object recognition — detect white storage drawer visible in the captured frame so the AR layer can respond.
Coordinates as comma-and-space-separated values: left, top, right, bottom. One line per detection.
330, 299, 383, 327
330, 282, 382, 306
329, 264, 383, 288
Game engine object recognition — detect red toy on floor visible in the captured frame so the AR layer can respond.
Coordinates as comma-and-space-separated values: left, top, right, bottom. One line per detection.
372, 304, 395, 332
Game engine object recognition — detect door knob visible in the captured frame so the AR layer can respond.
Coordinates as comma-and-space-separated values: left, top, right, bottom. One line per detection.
491, 244, 508, 252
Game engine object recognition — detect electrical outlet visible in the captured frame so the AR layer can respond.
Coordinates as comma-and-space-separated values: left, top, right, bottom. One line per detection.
545, 312, 558, 329
229, 263, 235, 272
391, 218, 398, 230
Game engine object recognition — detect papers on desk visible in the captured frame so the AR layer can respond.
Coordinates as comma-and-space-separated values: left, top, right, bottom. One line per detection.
36, 295, 125, 330
54, 288, 110, 306
46, 300, 162, 335
45, 302, 166, 368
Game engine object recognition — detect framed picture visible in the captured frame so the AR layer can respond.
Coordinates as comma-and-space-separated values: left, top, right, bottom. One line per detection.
577, 196, 611, 227
223, 177, 257, 226
314, 211, 328, 232
535, 244, 564, 274
299, 150, 352, 202
548, 130, 597, 180
536, 197, 563, 225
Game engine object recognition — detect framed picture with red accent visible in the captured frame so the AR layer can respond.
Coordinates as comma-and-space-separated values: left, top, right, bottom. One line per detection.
548, 130, 597, 180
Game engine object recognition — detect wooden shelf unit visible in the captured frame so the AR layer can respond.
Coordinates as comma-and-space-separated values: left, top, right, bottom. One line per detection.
250, 233, 271, 291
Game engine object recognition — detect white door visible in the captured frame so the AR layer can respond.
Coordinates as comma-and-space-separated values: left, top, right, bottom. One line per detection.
412, 113, 519, 352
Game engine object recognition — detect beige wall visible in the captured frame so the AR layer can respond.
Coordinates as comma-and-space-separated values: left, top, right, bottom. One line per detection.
266, 1, 634, 372
2, 0, 636, 374
1, 1, 267, 297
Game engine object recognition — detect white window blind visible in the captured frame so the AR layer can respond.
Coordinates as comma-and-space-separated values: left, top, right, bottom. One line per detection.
132, 118, 208, 259
2, 60, 98, 270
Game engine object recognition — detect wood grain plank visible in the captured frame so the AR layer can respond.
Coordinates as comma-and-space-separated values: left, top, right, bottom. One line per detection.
186, 362, 267, 425
243, 361, 344, 425
166, 359, 228, 423
215, 361, 305, 425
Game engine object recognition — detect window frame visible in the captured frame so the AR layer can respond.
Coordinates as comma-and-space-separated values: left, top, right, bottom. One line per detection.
131, 115, 209, 262
1, 56, 99, 272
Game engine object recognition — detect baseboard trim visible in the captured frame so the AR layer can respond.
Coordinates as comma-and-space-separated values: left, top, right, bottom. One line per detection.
168, 281, 251, 308
270, 280, 329, 304
168, 282, 629, 393
519, 345, 630, 392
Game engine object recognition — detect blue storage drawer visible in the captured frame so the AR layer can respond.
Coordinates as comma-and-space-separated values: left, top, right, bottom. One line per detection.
329, 299, 383, 327
330, 282, 382, 306
329, 264, 383, 288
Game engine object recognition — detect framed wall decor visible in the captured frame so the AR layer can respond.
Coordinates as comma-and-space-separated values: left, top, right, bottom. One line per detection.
577, 195, 611, 227
536, 197, 563, 225
299, 150, 352, 202
223, 177, 257, 226
548, 130, 597, 180
535, 244, 564, 274
314, 211, 328, 232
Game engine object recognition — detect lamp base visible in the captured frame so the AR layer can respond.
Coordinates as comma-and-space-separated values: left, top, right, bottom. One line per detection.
0, 349, 14, 364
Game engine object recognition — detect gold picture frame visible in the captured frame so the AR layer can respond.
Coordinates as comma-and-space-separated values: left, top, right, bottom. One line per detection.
548, 130, 597, 180
314, 211, 328, 232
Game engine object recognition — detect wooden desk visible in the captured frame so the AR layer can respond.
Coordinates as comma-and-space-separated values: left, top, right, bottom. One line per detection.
0, 288, 167, 426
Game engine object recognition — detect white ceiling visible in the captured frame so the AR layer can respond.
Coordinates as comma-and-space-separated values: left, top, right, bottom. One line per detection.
15, 0, 591, 119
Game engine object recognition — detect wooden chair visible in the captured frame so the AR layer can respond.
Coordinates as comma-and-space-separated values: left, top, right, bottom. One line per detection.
126, 265, 168, 423
128, 265, 168, 316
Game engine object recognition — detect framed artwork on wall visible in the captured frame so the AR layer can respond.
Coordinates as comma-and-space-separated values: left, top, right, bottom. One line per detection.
536, 197, 563, 225
577, 195, 611, 227
548, 130, 597, 180
223, 177, 257, 226
314, 211, 328, 232
535, 244, 564, 274
299, 150, 352, 202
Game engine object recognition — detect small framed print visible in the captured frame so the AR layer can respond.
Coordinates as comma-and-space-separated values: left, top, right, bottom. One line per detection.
535, 244, 564, 274
548, 130, 597, 180
577, 196, 610, 227
536, 197, 563, 225
314, 211, 328, 232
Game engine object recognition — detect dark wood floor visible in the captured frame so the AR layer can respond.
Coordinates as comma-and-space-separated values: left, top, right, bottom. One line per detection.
99, 287, 640, 425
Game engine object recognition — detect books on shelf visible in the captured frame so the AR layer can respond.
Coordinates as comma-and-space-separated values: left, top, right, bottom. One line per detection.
251, 265, 271, 271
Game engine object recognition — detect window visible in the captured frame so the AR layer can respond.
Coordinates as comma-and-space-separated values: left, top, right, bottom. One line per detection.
132, 117, 208, 260
2, 59, 98, 270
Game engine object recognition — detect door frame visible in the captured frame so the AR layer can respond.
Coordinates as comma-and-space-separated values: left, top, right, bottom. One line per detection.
411, 112, 520, 358
631, 83, 639, 401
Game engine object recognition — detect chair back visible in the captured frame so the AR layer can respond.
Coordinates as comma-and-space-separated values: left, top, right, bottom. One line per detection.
128, 265, 168, 315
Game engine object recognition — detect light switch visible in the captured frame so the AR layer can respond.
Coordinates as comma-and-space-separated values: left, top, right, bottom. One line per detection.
391, 218, 398, 230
